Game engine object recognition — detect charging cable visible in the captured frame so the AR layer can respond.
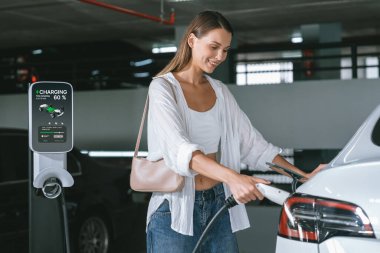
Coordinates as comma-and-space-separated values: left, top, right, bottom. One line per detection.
59, 190, 71, 253
191, 195, 238, 253
191, 183, 290, 253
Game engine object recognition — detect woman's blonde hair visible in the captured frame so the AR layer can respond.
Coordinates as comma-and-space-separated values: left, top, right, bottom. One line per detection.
156, 11, 233, 76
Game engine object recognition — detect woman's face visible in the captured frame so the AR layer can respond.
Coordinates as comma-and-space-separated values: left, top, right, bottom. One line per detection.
189, 28, 232, 74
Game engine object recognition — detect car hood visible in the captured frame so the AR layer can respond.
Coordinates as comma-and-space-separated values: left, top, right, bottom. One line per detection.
297, 161, 380, 239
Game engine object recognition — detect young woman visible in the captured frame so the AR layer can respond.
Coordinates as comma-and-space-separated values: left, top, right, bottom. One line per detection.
145, 11, 323, 253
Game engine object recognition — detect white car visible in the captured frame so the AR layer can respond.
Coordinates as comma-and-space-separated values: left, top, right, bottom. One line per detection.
275, 105, 380, 253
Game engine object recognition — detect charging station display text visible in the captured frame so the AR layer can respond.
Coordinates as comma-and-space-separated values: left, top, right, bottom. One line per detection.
29, 82, 73, 152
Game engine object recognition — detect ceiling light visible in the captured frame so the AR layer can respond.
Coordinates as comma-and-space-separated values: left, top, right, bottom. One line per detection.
152, 46, 177, 54
291, 37, 303, 43
131, 58, 153, 67
291, 31, 303, 44
32, 49, 43, 55
133, 72, 150, 78
82, 151, 148, 157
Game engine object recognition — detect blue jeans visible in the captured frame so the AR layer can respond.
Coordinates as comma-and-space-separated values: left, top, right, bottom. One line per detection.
146, 183, 239, 253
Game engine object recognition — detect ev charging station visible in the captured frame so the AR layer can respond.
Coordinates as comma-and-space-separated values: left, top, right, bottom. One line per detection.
28, 81, 74, 253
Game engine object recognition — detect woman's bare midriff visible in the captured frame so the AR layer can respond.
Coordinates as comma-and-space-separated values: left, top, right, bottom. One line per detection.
195, 153, 220, 190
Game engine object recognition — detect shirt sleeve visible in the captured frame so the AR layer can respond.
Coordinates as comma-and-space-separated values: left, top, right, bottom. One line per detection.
148, 78, 204, 177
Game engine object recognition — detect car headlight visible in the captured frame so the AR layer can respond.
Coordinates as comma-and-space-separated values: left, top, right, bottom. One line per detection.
278, 194, 375, 243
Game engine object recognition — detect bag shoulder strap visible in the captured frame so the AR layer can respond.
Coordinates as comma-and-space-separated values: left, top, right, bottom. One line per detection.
134, 77, 177, 157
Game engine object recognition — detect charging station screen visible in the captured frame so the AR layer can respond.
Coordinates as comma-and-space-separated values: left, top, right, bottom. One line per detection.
29, 82, 73, 152
38, 126, 67, 143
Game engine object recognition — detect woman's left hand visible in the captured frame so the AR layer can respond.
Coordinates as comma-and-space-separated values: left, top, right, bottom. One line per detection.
300, 164, 327, 182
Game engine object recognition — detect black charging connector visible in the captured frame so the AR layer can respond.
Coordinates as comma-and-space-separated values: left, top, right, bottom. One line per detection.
224, 195, 238, 208
191, 195, 238, 253
265, 162, 305, 193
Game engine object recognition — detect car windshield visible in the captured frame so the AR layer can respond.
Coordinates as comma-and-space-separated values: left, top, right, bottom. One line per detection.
326, 106, 380, 169
372, 118, 380, 146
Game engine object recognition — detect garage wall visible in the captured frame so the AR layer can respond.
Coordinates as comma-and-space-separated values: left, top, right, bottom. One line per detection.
0, 78, 379, 151
235, 78, 380, 149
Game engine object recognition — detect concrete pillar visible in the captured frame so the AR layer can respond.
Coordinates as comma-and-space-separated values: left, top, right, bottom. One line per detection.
294, 23, 342, 80
175, 25, 186, 48
318, 23, 342, 79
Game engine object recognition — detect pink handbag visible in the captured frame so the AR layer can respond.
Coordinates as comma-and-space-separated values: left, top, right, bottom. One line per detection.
130, 90, 185, 192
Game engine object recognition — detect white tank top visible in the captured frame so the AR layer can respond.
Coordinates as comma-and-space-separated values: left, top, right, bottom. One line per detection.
188, 101, 221, 154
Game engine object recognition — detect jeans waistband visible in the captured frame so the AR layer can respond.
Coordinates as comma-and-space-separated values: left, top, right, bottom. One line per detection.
195, 183, 224, 201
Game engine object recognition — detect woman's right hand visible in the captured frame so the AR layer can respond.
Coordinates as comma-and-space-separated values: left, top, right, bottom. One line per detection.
225, 173, 271, 204
190, 152, 270, 204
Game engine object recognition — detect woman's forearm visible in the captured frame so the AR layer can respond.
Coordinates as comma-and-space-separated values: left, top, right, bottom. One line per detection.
272, 154, 308, 178
189, 150, 238, 183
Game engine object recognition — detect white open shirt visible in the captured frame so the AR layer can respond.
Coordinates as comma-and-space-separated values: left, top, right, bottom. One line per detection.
146, 72, 281, 236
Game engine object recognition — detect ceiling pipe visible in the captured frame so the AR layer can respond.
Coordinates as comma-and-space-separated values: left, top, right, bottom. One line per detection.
79, 0, 175, 25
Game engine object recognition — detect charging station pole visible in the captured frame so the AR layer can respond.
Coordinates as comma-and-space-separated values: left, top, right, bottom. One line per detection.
28, 82, 74, 253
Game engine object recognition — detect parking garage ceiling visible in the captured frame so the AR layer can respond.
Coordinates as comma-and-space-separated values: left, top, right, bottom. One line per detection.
1, 0, 380, 51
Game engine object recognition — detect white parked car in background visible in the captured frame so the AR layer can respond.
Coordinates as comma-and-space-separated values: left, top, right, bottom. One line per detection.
275, 105, 380, 253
